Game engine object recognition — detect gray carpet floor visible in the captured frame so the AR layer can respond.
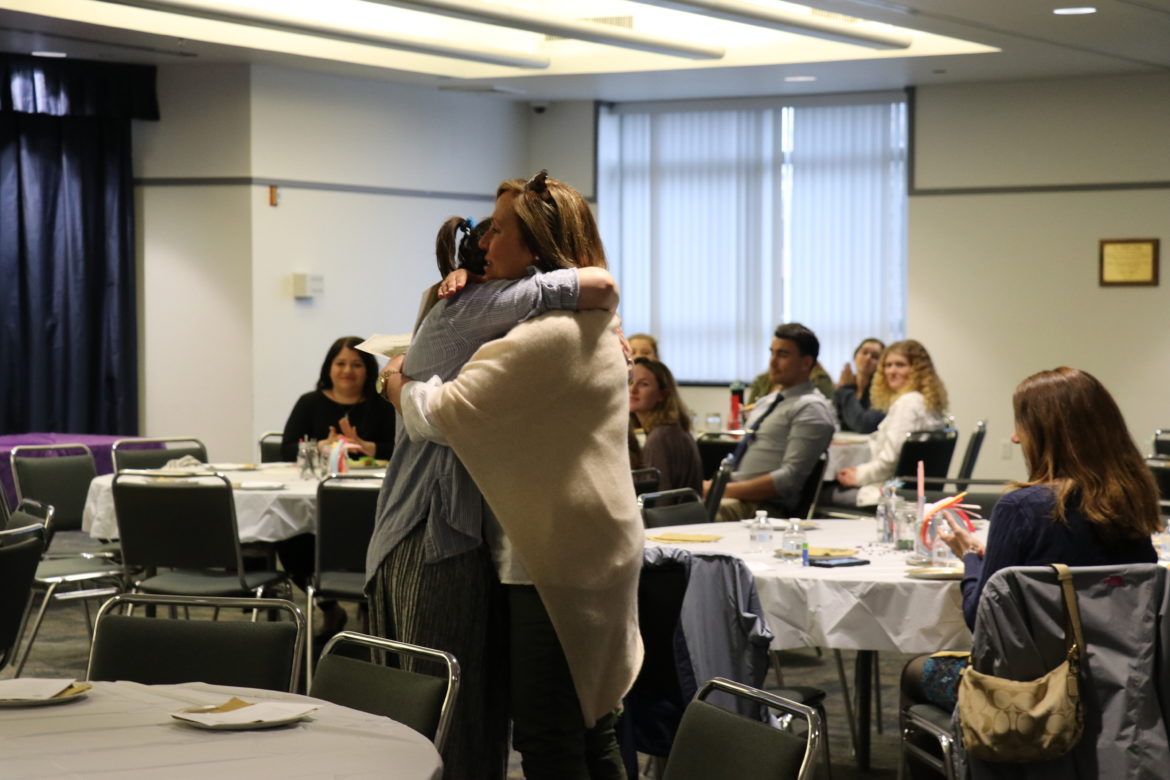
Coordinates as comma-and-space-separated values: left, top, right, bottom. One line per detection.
5, 532, 910, 778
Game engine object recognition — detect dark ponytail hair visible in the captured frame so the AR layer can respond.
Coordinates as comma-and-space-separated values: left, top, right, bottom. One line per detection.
435, 216, 491, 277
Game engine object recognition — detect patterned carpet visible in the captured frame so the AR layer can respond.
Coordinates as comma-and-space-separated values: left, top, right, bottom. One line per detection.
5, 532, 911, 779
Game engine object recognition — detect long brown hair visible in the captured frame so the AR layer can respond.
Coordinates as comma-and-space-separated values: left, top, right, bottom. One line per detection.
869, 339, 947, 414
630, 357, 691, 433
1013, 367, 1161, 538
496, 170, 607, 271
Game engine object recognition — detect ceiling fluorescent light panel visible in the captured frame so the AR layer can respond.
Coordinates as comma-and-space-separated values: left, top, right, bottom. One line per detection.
361, 0, 725, 59
626, 0, 913, 49
92, 0, 550, 68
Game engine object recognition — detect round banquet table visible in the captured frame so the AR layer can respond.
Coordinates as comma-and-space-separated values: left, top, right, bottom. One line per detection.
645, 516, 977, 770
82, 465, 383, 543
645, 517, 972, 654
0, 680, 442, 779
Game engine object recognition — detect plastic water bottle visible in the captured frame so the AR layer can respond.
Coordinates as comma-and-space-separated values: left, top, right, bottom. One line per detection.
781, 518, 804, 563
750, 510, 773, 553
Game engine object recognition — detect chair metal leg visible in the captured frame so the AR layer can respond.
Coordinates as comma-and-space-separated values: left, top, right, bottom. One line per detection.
770, 650, 786, 687
833, 650, 859, 758
305, 585, 317, 687
873, 651, 883, 735
14, 583, 59, 677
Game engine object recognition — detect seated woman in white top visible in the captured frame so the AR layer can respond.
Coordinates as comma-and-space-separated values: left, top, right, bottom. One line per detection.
834, 339, 949, 506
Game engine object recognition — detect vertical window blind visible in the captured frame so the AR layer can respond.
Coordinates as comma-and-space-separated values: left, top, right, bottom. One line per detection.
597, 92, 908, 384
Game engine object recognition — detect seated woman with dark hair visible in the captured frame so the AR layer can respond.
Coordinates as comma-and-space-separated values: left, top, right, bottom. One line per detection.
629, 357, 703, 493
280, 336, 396, 462
902, 366, 1159, 714
278, 335, 396, 642
834, 337, 886, 434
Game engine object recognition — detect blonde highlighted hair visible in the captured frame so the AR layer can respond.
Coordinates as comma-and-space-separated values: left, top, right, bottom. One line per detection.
869, 339, 948, 414
496, 171, 606, 271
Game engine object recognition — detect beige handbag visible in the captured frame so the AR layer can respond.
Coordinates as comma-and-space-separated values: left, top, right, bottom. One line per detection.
957, 563, 1085, 762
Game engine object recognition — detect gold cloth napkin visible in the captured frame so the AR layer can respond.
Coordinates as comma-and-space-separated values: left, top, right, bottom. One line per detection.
647, 533, 723, 543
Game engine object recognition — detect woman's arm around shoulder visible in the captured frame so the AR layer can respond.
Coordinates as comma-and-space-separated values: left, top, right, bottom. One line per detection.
575, 267, 619, 311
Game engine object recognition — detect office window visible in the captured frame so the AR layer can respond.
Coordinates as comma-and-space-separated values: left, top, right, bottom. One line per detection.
597, 92, 908, 383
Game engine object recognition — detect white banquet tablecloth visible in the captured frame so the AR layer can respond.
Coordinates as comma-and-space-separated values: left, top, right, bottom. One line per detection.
646, 517, 974, 655
82, 466, 382, 543
0, 681, 441, 779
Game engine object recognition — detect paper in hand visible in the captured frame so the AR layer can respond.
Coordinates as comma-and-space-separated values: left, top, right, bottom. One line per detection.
355, 334, 411, 358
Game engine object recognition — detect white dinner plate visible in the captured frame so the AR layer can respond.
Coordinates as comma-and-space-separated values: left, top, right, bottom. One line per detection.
0, 683, 90, 708
171, 711, 311, 730
906, 567, 964, 580
232, 481, 285, 490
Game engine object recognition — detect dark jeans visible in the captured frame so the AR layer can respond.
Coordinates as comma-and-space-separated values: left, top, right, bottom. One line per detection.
508, 585, 624, 780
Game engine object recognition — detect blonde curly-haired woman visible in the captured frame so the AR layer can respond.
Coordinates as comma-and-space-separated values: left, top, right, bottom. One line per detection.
834, 339, 949, 506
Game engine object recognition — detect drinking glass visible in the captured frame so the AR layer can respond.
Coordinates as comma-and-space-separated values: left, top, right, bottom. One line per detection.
705, 412, 723, 432
895, 506, 918, 552
297, 440, 316, 481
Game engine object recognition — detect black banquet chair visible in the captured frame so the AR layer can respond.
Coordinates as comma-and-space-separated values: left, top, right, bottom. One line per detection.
111, 437, 207, 471
311, 630, 461, 751
632, 467, 661, 496
305, 474, 381, 683
639, 488, 709, 529
259, 431, 284, 463
662, 677, 824, 780
87, 593, 305, 693
0, 524, 47, 674
6, 498, 123, 677
111, 471, 287, 600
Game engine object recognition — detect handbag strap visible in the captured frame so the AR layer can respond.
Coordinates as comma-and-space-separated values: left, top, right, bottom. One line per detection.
1050, 563, 1086, 661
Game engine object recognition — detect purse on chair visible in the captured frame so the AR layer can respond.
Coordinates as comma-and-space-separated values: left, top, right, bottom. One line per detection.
957, 563, 1085, 762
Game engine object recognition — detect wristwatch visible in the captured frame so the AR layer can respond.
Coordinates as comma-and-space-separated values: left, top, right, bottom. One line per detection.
375, 368, 401, 400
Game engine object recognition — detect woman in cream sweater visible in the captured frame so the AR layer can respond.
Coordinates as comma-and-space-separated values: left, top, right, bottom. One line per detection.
835, 339, 949, 506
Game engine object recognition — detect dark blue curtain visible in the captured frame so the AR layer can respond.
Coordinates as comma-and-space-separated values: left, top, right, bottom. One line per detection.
0, 55, 158, 434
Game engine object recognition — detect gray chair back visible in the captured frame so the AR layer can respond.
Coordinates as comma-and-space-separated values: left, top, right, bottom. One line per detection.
662, 677, 823, 780
87, 593, 304, 692
0, 524, 46, 672
111, 472, 245, 586
966, 564, 1169, 779
312, 631, 461, 751
894, 428, 958, 479
111, 437, 207, 471
640, 488, 708, 529
704, 455, 734, 522
259, 431, 283, 463
10, 444, 96, 533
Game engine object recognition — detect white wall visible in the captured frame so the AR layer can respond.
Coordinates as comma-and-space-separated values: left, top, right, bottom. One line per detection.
910, 73, 1170, 479
134, 64, 255, 460
526, 101, 597, 199
134, 63, 532, 460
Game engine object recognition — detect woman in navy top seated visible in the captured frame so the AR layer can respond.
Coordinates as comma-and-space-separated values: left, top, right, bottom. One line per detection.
903, 366, 1160, 713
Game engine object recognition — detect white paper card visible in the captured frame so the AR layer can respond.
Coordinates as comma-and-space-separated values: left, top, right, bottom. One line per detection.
0, 678, 75, 701
174, 701, 317, 726
355, 333, 411, 358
